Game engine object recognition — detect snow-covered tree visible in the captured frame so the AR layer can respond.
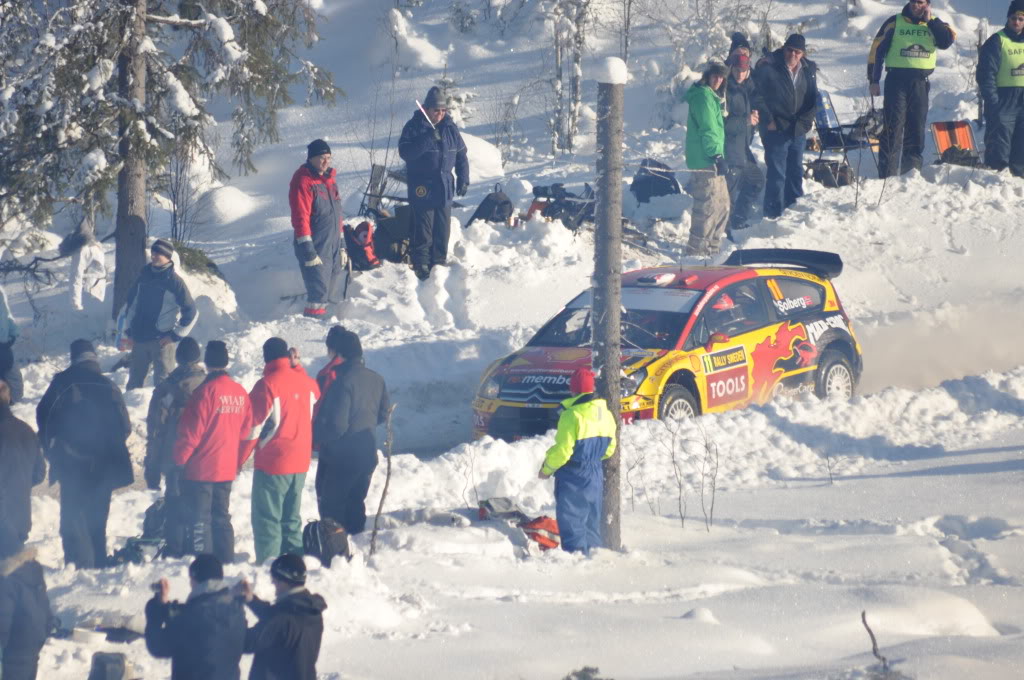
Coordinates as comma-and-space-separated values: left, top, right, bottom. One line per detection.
0, 0, 338, 316
436, 66, 476, 127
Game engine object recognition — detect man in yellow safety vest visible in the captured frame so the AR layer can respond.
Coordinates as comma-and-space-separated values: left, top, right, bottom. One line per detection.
977, 0, 1024, 177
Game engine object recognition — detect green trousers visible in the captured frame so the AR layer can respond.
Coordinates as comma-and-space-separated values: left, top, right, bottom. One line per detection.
251, 469, 306, 564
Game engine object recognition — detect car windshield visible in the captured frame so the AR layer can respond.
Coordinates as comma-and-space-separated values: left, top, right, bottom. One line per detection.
528, 288, 700, 350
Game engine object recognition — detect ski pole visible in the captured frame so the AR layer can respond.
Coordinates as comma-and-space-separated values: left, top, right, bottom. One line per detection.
415, 100, 437, 129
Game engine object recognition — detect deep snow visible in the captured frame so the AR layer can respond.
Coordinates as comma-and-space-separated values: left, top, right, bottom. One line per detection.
2, 0, 1023, 678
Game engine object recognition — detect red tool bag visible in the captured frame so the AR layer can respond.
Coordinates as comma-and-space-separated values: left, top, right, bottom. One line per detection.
518, 516, 560, 550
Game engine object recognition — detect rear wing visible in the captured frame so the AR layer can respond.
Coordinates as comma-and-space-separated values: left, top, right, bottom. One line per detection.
723, 249, 843, 279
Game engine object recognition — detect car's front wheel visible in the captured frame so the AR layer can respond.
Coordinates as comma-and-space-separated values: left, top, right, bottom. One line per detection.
658, 384, 699, 420
814, 350, 855, 399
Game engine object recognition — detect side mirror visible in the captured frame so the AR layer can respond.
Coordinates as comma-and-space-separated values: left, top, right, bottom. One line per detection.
705, 332, 730, 352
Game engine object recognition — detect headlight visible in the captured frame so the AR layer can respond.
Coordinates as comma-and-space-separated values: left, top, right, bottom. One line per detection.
620, 367, 648, 398
479, 376, 501, 399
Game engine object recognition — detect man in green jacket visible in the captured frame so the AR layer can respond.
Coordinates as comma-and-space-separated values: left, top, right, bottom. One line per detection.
685, 61, 730, 257
537, 367, 616, 555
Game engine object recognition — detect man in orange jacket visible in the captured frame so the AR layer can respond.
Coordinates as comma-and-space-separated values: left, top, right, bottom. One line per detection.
247, 338, 321, 564
174, 340, 253, 564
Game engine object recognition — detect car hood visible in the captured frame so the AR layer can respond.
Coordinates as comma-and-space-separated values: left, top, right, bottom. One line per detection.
494, 346, 664, 379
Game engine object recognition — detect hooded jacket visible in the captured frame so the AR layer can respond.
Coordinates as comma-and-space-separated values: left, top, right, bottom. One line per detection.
119, 262, 198, 343
724, 70, 763, 165
0, 547, 53, 680
246, 358, 321, 475
753, 48, 820, 138
541, 392, 617, 478
0, 405, 46, 541
685, 82, 726, 170
146, 361, 207, 484
174, 371, 253, 482
244, 589, 327, 680
398, 111, 470, 208
145, 582, 247, 680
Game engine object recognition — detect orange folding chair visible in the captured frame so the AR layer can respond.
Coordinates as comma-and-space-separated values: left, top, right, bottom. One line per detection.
931, 121, 982, 166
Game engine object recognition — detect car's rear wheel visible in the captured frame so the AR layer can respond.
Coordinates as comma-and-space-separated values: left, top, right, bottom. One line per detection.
814, 350, 855, 399
658, 384, 699, 420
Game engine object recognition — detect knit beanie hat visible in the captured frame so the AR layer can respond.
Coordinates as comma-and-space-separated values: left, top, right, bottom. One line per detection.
70, 338, 97, 364
307, 139, 331, 159
423, 86, 445, 109
151, 238, 175, 259
176, 337, 201, 365
729, 32, 751, 55
1009, 0, 1024, 16
783, 34, 807, 52
336, 330, 363, 361
189, 554, 223, 583
204, 340, 229, 369
325, 325, 347, 355
703, 60, 729, 79
569, 367, 596, 395
270, 554, 307, 586
262, 337, 290, 363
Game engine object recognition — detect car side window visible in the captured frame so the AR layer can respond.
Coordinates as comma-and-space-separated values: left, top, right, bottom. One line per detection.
704, 282, 770, 338
766, 278, 825, 318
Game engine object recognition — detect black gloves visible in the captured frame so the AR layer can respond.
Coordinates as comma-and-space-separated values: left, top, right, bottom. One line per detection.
713, 155, 728, 177
456, 179, 468, 197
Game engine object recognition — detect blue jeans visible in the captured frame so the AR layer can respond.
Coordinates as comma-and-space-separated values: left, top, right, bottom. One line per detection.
762, 132, 806, 219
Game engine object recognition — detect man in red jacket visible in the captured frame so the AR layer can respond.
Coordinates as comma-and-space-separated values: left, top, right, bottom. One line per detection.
174, 340, 253, 564
289, 139, 345, 319
246, 338, 321, 564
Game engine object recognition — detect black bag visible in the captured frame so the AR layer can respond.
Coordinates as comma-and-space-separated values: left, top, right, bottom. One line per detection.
142, 499, 165, 540
939, 145, 982, 167
303, 518, 350, 567
630, 158, 681, 204
465, 183, 515, 228
110, 537, 164, 565
88, 653, 130, 680
538, 183, 595, 232
806, 159, 854, 188
373, 204, 413, 264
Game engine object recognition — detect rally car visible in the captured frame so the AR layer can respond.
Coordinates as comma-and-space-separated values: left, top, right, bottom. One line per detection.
472, 249, 863, 441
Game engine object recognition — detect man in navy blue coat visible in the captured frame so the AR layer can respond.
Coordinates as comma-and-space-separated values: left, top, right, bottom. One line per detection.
398, 87, 470, 281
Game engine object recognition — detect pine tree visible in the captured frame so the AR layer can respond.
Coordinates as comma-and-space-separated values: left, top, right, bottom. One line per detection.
0, 0, 338, 316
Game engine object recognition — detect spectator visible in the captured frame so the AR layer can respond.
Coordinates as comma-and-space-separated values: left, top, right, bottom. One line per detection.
754, 34, 819, 219
684, 60, 731, 256
174, 340, 253, 564
118, 238, 198, 389
312, 329, 389, 535
0, 380, 45, 545
237, 554, 327, 680
0, 523, 53, 680
288, 139, 345, 319
977, 1, 1024, 177
145, 554, 247, 680
145, 336, 207, 557
537, 367, 616, 555
0, 342, 22, 405
36, 339, 133, 569
246, 338, 320, 564
398, 86, 470, 280
723, 33, 766, 234
868, 1, 956, 177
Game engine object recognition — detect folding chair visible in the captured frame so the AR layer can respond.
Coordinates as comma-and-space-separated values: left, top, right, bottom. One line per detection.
930, 121, 982, 166
809, 91, 881, 186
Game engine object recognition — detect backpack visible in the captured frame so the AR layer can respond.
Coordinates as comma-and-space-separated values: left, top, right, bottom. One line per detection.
630, 158, 681, 204
373, 205, 413, 264
88, 652, 134, 680
142, 499, 165, 540
303, 518, 350, 567
343, 221, 381, 271
805, 159, 853, 188
465, 183, 515, 228
517, 516, 560, 551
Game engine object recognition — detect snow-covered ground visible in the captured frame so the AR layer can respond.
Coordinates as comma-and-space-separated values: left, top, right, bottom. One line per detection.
3, 0, 1023, 678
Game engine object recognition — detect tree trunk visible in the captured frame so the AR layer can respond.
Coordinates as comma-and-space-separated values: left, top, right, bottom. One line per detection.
113, 0, 148, 320
568, 2, 587, 153
552, 15, 564, 154
594, 75, 624, 551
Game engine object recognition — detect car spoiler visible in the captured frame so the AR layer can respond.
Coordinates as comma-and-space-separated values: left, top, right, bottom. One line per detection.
723, 248, 843, 279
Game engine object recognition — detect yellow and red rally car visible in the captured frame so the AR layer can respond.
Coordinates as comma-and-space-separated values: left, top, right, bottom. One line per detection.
472, 249, 863, 441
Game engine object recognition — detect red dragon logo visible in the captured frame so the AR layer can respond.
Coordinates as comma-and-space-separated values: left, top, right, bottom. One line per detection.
749, 322, 817, 403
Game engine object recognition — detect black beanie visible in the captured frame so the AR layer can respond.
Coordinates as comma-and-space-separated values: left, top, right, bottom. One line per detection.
175, 337, 201, 364
423, 86, 444, 109
270, 554, 307, 585
151, 238, 175, 259
204, 340, 229, 369
70, 338, 97, 363
189, 554, 223, 583
783, 34, 807, 52
337, 330, 363, 360
325, 325, 347, 354
263, 337, 290, 363
1010, 0, 1024, 16
729, 32, 751, 54
307, 139, 331, 159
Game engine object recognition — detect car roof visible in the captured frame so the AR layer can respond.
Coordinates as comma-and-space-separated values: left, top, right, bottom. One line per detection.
622, 265, 756, 291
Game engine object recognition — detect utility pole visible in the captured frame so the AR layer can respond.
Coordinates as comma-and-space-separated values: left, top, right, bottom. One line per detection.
593, 58, 626, 551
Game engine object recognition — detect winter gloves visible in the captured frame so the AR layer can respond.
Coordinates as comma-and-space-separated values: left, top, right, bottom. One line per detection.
297, 238, 320, 266
713, 155, 729, 177
304, 255, 324, 267
456, 178, 469, 197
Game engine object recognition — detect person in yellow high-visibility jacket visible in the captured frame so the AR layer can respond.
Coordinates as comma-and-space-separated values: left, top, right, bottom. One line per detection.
538, 367, 616, 554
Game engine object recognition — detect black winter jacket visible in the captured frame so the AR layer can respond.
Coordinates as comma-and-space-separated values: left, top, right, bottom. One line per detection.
313, 357, 389, 464
398, 112, 470, 208
245, 589, 327, 680
724, 72, 763, 166
0, 548, 53, 680
145, 361, 207, 487
977, 26, 1024, 114
145, 584, 247, 680
120, 262, 197, 343
35, 359, 133, 490
0, 405, 45, 542
753, 49, 819, 139
0, 343, 22, 404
